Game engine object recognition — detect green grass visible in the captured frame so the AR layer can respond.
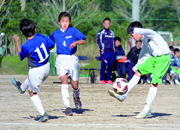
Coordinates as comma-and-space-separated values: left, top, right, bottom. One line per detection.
0, 56, 28, 75
0, 54, 101, 75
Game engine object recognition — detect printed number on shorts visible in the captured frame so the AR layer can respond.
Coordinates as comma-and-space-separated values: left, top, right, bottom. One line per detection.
35, 43, 49, 63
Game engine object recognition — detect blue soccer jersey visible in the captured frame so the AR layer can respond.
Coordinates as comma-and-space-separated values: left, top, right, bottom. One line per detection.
20, 34, 55, 68
49, 27, 86, 55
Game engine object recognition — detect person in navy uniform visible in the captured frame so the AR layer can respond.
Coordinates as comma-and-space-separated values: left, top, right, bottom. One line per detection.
97, 17, 115, 84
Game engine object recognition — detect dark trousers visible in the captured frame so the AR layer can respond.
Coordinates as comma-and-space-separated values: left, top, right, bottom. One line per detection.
162, 66, 172, 81
100, 51, 115, 81
126, 59, 135, 81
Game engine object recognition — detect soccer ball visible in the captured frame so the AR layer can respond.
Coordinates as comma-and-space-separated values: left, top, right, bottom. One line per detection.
113, 78, 128, 95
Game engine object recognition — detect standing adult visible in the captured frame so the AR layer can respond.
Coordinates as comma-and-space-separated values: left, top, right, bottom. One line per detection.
0, 32, 10, 56
97, 18, 115, 84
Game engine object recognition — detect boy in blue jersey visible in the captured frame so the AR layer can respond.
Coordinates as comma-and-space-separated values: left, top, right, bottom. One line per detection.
12, 19, 55, 122
97, 18, 115, 84
49, 12, 86, 116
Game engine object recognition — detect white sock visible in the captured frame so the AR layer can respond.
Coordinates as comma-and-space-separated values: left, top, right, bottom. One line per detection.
73, 86, 80, 99
61, 84, 70, 108
124, 75, 140, 96
21, 78, 28, 91
30, 95, 45, 115
143, 87, 157, 111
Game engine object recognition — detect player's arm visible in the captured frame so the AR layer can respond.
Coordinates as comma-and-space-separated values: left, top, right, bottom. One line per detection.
70, 40, 86, 49
133, 28, 156, 36
13, 34, 21, 57
70, 28, 86, 49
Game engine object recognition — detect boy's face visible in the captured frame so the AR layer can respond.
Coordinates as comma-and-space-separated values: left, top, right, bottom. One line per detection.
178, 51, 180, 57
115, 40, 121, 47
171, 50, 174, 55
130, 34, 143, 41
59, 17, 70, 30
135, 41, 142, 49
103, 20, 110, 29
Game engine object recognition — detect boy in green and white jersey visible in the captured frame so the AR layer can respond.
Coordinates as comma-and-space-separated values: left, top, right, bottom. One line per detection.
108, 21, 171, 118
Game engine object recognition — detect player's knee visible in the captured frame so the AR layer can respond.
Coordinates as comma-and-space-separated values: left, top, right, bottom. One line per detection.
135, 70, 141, 77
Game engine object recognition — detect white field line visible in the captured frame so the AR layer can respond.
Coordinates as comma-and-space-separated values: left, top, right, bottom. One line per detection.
0, 122, 179, 129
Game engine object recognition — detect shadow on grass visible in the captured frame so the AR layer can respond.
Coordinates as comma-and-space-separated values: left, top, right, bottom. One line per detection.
53, 108, 94, 115
22, 115, 65, 121
112, 112, 172, 119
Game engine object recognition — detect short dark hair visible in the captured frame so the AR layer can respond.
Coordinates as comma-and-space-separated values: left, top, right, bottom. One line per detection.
136, 40, 142, 43
115, 37, 121, 42
58, 12, 72, 27
174, 48, 179, 54
103, 17, 111, 23
128, 21, 143, 29
169, 46, 174, 51
19, 18, 36, 37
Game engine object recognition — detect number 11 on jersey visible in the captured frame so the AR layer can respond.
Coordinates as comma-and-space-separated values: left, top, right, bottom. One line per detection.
35, 43, 49, 63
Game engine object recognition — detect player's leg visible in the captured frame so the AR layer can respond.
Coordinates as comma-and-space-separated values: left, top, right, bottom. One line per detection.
29, 91, 48, 122
135, 83, 157, 119
136, 55, 170, 119
108, 70, 141, 102
28, 63, 50, 122
100, 52, 108, 84
69, 78, 82, 110
108, 57, 154, 102
106, 51, 115, 84
11, 78, 28, 94
60, 74, 73, 116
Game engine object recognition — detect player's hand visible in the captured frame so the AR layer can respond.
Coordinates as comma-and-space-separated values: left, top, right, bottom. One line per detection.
101, 49, 104, 54
114, 48, 115, 52
174, 66, 178, 70
70, 42, 77, 49
13, 34, 20, 43
122, 56, 127, 59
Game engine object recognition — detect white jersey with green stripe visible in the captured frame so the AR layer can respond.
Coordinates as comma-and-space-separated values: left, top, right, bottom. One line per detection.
132, 28, 171, 72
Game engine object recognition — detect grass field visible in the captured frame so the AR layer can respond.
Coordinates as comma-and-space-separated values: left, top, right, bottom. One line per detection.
0, 75, 180, 130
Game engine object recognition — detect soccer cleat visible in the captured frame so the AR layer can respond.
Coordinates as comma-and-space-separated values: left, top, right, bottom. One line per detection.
108, 89, 125, 102
135, 109, 152, 119
12, 78, 25, 94
65, 107, 73, 116
107, 80, 113, 85
73, 96, 82, 110
101, 80, 106, 84
39, 112, 48, 122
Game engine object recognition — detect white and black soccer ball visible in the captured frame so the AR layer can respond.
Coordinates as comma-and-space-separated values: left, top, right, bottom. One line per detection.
113, 78, 128, 95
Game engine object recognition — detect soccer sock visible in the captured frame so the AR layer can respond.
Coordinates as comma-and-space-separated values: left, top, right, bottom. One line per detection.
61, 84, 70, 108
143, 87, 157, 111
124, 75, 140, 96
21, 78, 28, 91
73, 86, 80, 99
30, 95, 45, 115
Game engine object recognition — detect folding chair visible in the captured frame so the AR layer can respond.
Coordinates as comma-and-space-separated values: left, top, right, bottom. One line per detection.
95, 56, 101, 82
78, 56, 97, 83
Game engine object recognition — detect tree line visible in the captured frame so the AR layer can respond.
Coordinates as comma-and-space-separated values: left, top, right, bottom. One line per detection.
0, 0, 180, 47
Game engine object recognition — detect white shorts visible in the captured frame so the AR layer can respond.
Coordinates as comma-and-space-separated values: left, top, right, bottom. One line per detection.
28, 62, 50, 92
55, 55, 79, 81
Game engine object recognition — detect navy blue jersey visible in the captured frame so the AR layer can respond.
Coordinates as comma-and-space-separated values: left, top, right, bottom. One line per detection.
20, 34, 55, 68
97, 28, 115, 51
49, 27, 86, 55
